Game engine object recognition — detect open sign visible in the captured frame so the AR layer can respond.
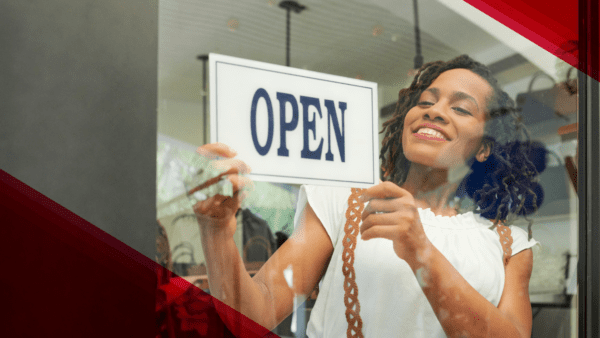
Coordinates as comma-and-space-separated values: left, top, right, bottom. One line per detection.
209, 53, 379, 188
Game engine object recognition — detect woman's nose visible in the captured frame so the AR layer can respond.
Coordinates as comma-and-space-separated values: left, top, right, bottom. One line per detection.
423, 103, 448, 123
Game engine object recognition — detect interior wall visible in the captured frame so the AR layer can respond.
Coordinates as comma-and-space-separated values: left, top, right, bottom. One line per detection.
0, 0, 158, 259
158, 99, 205, 147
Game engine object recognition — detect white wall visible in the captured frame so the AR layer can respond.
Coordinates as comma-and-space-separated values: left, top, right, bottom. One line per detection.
158, 98, 206, 147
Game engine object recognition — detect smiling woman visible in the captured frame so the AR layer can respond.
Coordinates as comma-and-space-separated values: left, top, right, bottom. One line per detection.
382, 55, 541, 223
193, 54, 542, 338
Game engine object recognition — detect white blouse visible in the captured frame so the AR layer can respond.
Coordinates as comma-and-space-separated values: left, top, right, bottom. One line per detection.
293, 185, 540, 338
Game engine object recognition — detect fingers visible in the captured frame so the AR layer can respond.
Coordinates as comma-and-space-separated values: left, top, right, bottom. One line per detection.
360, 199, 417, 242
226, 174, 254, 194
197, 142, 238, 159
361, 211, 408, 234
193, 193, 240, 219
362, 198, 400, 220
191, 143, 252, 227
210, 158, 251, 176
361, 212, 397, 229
359, 181, 412, 203
192, 175, 252, 218
196, 143, 251, 177
361, 225, 401, 241
187, 158, 252, 195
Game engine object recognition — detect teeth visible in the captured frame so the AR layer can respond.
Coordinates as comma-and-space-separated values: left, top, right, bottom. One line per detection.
416, 128, 447, 140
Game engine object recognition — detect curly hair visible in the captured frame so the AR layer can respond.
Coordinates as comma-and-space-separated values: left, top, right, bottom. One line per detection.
380, 55, 545, 238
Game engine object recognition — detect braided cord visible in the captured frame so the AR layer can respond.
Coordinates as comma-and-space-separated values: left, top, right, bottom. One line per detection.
496, 222, 513, 267
342, 188, 366, 338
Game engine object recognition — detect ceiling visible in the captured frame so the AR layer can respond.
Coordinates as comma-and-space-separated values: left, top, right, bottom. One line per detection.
157, 0, 562, 146
158, 0, 539, 101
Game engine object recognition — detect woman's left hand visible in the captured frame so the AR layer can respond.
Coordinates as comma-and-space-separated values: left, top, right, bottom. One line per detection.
359, 181, 432, 270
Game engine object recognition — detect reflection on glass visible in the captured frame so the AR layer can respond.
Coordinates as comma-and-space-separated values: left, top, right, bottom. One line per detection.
156, 1, 580, 337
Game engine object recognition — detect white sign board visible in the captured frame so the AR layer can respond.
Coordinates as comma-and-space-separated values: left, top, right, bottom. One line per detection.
209, 53, 379, 188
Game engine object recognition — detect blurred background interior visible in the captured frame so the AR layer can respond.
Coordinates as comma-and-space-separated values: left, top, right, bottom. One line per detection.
154, 1, 579, 337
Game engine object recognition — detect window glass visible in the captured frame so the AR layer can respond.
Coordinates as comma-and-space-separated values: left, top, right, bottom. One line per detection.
156, 1, 581, 337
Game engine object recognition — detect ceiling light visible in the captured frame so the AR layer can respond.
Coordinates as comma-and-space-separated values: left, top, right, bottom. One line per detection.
227, 18, 239, 31
279, 1, 307, 66
372, 25, 384, 37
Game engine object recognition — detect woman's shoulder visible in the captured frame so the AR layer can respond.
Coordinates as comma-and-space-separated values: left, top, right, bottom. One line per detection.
300, 184, 352, 214
481, 217, 541, 255
506, 224, 541, 255
296, 185, 354, 245
301, 184, 352, 196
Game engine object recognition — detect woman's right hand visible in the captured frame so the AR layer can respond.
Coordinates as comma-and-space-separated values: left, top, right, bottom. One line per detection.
190, 144, 335, 331
192, 143, 253, 238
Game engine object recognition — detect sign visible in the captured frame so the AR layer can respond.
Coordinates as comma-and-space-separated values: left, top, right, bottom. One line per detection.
209, 53, 379, 188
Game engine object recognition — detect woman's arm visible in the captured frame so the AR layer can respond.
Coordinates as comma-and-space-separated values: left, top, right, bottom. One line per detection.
250, 203, 335, 329
413, 245, 533, 338
194, 143, 333, 330
199, 202, 333, 331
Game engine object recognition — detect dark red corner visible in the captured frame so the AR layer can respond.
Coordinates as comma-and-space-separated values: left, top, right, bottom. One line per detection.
466, 0, 598, 81
0, 170, 277, 338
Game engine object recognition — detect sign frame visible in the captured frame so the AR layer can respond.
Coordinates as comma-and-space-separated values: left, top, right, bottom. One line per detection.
209, 53, 379, 188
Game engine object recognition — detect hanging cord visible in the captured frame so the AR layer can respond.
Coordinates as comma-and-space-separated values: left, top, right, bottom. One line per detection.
412, 0, 423, 70
342, 188, 366, 338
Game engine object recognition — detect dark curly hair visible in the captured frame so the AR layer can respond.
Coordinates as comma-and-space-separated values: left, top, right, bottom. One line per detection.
380, 55, 545, 239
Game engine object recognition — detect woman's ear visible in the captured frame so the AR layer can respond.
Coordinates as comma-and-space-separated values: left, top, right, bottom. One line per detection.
476, 141, 492, 162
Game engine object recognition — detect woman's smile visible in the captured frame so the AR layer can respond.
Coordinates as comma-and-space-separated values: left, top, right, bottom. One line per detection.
413, 123, 451, 142
413, 132, 447, 142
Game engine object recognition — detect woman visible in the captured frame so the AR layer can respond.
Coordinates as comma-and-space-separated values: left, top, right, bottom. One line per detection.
193, 55, 541, 337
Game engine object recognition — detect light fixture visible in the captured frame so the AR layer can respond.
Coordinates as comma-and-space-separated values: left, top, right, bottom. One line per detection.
408, 0, 423, 77
227, 18, 239, 31
372, 25, 384, 37
279, 1, 307, 66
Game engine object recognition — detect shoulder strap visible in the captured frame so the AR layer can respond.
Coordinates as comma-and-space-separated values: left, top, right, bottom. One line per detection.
342, 188, 365, 338
496, 222, 514, 267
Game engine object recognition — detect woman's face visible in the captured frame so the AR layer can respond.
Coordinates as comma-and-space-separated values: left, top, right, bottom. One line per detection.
401, 68, 493, 169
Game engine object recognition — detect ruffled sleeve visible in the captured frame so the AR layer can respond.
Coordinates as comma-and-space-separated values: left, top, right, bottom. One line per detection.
293, 185, 350, 247
509, 225, 541, 256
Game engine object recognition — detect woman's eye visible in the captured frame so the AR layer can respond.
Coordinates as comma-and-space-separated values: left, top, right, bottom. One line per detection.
418, 101, 433, 106
453, 107, 472, 115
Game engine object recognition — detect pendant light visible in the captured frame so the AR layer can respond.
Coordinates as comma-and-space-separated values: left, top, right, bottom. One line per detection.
279, 1, 307, 66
